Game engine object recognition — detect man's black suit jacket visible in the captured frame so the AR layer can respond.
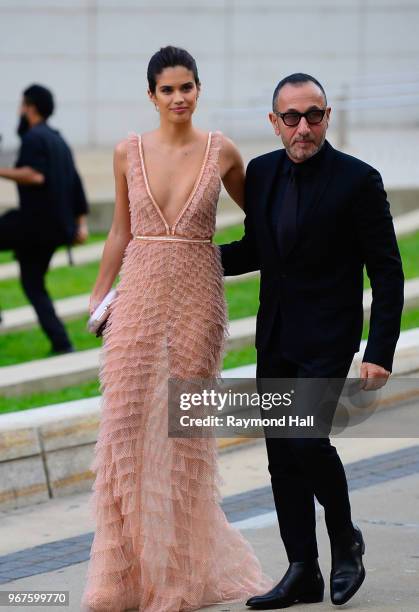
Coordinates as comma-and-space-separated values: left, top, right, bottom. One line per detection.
220, 140, 404, 372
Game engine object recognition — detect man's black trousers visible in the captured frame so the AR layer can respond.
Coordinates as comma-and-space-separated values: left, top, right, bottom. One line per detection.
0, 210, 72, 351
256, 347, 354, 562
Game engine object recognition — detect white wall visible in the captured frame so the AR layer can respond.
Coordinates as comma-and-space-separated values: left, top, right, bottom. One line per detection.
0, 0, 418, 148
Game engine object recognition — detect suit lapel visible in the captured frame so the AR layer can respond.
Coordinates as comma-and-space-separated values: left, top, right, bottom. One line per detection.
256, 149, 284, 258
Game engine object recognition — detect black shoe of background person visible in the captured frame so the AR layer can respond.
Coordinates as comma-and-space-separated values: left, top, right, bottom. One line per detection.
246, 559, 324, 609
330, 524, 366, 605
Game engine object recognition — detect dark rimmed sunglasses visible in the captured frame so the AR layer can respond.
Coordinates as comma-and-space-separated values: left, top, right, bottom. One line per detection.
274, 108, 327, 127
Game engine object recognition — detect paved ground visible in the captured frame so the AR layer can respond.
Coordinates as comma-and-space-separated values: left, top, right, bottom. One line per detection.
0, 437, 418, 611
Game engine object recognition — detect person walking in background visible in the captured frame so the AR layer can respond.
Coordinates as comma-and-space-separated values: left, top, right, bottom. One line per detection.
220, 73, 404, 608
0, 84, 90, 354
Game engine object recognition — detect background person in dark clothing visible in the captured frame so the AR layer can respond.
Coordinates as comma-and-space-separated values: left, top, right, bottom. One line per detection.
0, 84, 90, 354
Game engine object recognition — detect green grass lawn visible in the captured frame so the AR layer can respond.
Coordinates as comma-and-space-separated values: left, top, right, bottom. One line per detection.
2, 307, 419, 413
0, 315, 102, 367
0, 225, 245, 310
1, 259, 418, 368
0, 221, 417, 372
3, 302, 419, 414
0, 232, 108, 265
0, 261, 101, 310
0, 379, 101, 414
0, 276, 258, 366
225, 277, 259, 320
2, 223, 415, 310
397, 230, 419, 281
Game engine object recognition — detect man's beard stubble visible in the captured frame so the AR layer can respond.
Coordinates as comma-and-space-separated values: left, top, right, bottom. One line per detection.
287, 134, 326, 162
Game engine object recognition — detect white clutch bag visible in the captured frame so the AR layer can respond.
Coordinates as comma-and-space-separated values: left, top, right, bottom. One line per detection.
87, 289, 117, 337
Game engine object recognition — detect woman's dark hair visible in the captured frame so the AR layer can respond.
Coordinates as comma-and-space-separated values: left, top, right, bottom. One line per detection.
147, 46, 200, 94
23, 84, 54, 119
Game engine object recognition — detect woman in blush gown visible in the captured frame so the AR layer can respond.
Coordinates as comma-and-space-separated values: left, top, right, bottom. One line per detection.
82, 46, 271, 612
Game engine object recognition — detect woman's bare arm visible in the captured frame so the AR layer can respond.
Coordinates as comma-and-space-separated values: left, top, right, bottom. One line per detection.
219, 135, 245, 210
89, 140, 131, 312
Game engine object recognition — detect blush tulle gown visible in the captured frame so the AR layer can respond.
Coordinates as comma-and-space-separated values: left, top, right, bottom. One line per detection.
81, 131, 272, 611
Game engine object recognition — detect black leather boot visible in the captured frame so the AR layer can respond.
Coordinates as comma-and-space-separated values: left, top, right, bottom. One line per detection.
246, 559, 324, 609
330, 524, 365, 605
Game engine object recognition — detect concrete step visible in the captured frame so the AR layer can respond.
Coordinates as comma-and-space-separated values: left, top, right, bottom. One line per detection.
1, 340, 419, 512
394, 208, 419, 237
1, 310, 419, 399
0, 209, 244, 281
0, 316, 257, 396
363, 276, 419, 317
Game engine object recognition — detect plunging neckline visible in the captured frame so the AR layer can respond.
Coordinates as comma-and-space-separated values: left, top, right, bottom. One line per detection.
138, 132, 212, 235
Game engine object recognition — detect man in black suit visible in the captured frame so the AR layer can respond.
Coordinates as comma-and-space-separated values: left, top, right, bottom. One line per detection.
0, 84, 89, 354
220, 74, 404, 608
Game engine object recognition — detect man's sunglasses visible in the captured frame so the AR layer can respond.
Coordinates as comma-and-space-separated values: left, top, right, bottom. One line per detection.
274, 108, 327, 127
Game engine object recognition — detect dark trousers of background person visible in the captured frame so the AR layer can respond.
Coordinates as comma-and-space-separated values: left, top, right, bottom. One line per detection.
0, 209, 73, 352
256, 334, 354, 563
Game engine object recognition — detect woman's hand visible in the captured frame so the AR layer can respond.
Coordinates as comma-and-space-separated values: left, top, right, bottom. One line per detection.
89, 295, 102, 315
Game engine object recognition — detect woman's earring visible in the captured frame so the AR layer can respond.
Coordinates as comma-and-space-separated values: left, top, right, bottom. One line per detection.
154, 104, 159, 112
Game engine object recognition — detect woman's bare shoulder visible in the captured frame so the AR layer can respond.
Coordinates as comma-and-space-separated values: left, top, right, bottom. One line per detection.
218, 133, 243, 166
114, 138, 130, 158
218, 133, 240, 154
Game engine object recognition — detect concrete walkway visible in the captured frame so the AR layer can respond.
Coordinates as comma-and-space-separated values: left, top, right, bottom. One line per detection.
0, 437, 418, 610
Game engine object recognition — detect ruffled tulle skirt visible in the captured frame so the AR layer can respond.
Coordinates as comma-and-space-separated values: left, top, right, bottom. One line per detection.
81, 241, 272, 611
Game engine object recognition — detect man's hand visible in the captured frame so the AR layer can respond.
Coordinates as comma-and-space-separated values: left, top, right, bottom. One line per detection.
360, 362, 390, 390
0, 166, 44, 185
73, 222, 89, 244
